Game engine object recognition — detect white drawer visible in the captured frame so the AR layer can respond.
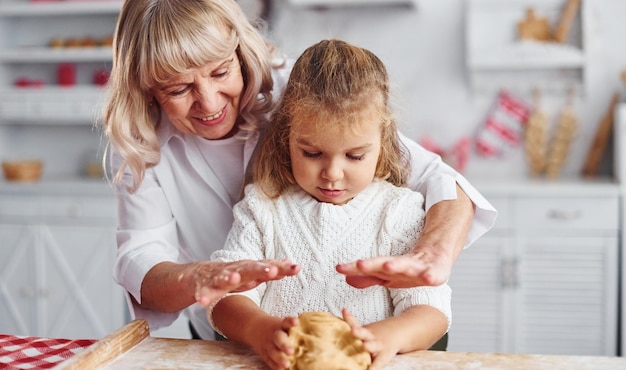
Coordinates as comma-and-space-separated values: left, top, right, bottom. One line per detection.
514, 197, 618, 231
0, 197, 39, 217
0, 89, 102, 122
39, 196, 117, 221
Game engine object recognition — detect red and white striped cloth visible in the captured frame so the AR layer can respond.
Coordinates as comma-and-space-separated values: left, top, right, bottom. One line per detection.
0, 334, 95, 369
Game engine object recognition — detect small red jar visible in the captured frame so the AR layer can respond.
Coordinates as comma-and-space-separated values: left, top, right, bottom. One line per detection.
57, 63, 76, 86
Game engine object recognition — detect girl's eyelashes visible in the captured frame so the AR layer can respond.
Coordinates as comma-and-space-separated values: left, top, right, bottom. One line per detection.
347, 154, 365, 161
301, 149, 365, 161
302, 150, 321, 158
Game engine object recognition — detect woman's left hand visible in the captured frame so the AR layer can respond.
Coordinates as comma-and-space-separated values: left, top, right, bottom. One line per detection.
335, 249, 451, 289
194, 259, 299, 307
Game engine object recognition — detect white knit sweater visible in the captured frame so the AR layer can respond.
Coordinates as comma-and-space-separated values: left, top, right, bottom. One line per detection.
210, 180, 452, 329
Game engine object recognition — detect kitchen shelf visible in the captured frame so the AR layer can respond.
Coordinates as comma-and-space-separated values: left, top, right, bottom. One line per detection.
466, 0, 587, 95
0, 86, 105, 123
0, 1, 122, 16
0, 1, 117, 126
0, 47, 112, 63
0, 177, 113, 196
0, 7, 123, 338
287, 0, 416, 7
468, 41, 585, 70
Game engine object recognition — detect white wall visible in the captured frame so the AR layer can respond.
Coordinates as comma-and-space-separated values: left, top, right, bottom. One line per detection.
268, 0, 626, 180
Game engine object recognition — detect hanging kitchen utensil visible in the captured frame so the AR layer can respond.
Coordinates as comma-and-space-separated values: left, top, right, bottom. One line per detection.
581, 92, 620, 177
546, 87, 578, 179
524, 88, 549, 176
553, 0, 581, 43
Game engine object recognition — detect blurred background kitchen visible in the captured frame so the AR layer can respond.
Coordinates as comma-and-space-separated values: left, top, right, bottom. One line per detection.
1, 0, 625, 358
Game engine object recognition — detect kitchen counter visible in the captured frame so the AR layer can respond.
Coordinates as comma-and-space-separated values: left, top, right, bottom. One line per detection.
55, 320, 626, 370
1, 171, 619, 198
465, 176, 620, 197
97, 341, 626, 369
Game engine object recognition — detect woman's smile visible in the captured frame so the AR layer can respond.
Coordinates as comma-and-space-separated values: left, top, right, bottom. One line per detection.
196, 106, 227, 127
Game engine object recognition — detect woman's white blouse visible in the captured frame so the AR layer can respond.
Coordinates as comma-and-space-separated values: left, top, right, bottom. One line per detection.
112, 110, 496, 338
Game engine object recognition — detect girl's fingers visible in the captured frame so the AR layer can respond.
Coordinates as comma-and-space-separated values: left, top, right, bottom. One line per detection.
342, 308, 376, 341
341, 308, 359, 328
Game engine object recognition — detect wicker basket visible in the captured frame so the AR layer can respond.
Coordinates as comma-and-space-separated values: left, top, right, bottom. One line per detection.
2, 160, 43, 182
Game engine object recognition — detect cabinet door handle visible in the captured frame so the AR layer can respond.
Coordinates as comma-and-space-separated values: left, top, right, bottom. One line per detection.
68, 205, 82, 218
547, 209, 581, 220
20, 287, 34, 298
38, 288, 50, 298
501, 258, 519, 288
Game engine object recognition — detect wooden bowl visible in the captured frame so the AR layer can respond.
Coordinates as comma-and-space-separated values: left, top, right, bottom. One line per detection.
2, 160, 43, 182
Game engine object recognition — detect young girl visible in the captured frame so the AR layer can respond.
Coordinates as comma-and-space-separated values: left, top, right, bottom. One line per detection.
209, 39, 451, 370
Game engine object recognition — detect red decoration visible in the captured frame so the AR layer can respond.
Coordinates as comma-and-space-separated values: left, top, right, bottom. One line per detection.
475, 90, 530, 157
93, 69, 110, 86
57, 63, 76, 87
14, 77, 44, 88
420, 136, 471, 174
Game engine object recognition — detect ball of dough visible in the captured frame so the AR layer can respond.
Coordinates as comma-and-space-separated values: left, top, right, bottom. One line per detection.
287, 312, 371, 370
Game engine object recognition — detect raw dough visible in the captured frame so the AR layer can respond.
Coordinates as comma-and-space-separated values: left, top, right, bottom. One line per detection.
287, 312, 371, 370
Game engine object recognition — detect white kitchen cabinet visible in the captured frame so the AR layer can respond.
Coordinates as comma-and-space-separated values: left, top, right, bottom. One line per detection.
447, 231, 512, 353
447, 195, 513, 353
466, 0, 588, 95
0, 2, 124, 332
0, 193, 126, 339
514, 235, 617, 355
0, 1, 122, 178
448, 182, 619, 356
287, 0, 416, 7
0, 1, 121, 123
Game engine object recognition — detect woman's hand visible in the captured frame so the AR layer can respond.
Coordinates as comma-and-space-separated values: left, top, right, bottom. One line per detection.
194, 259, 299, 307
337, 186, 473, 289
335, 249, 451, 289
251, 316, 299, 370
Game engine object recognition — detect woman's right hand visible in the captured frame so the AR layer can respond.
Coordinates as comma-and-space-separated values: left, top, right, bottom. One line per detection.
194, 259, 299, 307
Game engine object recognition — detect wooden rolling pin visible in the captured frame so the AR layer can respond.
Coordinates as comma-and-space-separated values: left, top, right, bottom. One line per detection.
553, 0, 581, 43
580, 92, 620, 177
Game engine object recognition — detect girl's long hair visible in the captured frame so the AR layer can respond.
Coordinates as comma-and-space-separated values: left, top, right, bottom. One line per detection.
252, 39, 409, 199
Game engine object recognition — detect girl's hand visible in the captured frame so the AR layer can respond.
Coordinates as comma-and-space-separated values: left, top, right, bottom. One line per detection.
194, 259, 300, 307
251, 316, 299, 370
341, 308, 394, 370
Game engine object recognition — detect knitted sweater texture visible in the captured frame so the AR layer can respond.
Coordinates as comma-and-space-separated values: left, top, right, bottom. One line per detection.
211, 180, 452, 328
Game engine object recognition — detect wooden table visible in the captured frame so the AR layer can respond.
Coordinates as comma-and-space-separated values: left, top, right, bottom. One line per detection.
56, 320, 626, 369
